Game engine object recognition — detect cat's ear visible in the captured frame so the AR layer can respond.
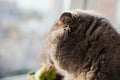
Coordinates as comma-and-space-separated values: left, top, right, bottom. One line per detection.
59, 12, 72, 24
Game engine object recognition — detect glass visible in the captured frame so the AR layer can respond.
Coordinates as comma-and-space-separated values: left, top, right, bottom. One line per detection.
0, 0, 63, 78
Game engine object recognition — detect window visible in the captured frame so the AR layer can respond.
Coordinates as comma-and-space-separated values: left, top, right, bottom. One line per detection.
115, 0, 120, 32
0, 0, 119, 79
0, 0, 64, 78
70, 0, 120, 32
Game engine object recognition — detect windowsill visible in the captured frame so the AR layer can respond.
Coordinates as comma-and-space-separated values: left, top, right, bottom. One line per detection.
0, 74, 27, 80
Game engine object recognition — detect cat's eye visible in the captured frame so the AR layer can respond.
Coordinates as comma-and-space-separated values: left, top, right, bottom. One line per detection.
63, 27, 66, 30
65, 25, 67, 27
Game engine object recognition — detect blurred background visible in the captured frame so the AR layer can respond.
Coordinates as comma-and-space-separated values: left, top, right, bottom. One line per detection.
0, 0, 120, 79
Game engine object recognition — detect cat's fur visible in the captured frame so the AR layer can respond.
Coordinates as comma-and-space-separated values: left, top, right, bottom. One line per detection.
46, 10, 120, 80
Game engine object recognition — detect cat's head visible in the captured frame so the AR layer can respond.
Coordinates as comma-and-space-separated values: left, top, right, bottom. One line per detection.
46, 10, 108, 67
48, 10, 100, 45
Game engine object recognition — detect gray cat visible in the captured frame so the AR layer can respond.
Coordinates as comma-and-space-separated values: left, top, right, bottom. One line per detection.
46, 10, 120, 80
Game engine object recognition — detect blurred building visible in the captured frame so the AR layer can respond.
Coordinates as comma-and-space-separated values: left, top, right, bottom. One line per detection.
0, 0, 18, 19
0, 0, 63, 78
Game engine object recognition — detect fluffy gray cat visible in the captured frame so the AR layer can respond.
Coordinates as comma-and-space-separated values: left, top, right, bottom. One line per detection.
46, 10, 120, 80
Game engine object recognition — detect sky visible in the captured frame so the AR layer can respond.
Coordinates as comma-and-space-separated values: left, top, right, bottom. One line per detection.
4, 0, 54, 11
17, 0, 51, 10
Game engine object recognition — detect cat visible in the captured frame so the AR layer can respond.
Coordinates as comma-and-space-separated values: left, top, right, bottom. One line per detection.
46, 10, 120, 80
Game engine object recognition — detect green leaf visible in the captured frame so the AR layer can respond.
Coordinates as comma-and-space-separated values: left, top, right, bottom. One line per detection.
39, 73, 45, 80
46, 68, 56, 80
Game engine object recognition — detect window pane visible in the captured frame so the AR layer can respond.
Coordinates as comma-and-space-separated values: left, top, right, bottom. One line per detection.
0, 0, 63, 78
